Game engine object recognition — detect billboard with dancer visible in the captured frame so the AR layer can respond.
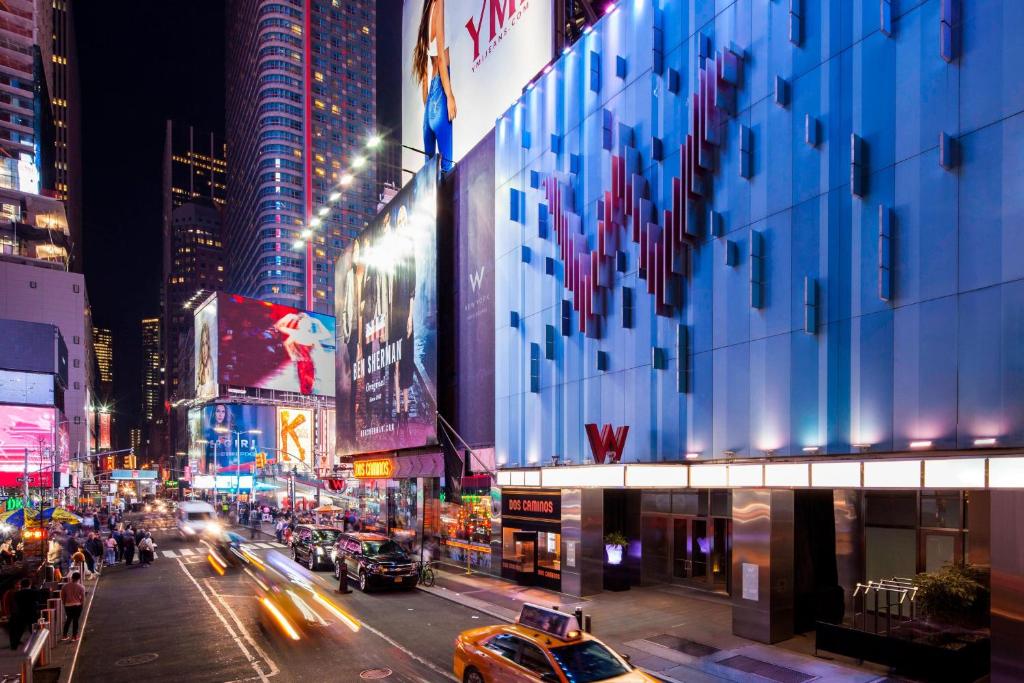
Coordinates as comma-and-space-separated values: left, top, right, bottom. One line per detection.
211, 293, 336, 397
335, 163, 438, 455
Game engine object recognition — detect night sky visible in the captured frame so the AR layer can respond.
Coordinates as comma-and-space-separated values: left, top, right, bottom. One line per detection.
77, 2, 225, 442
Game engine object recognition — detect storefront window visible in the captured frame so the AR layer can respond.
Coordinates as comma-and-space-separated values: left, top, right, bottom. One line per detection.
388, 479, 419, 552
440, 491, 494, 572
537, 530, 560, 577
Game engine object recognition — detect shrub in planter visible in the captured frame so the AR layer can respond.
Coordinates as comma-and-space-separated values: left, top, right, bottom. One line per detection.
914, 564, 989, 630
604, 531, 627, 565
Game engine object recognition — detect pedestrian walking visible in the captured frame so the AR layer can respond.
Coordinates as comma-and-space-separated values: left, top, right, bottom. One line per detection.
122, 532, 136, 566
104, 535, 116, 566
113, 528, 123, 562
138, 533, 156, 566
7, 579, 39, 650
60, 572, 85, 642
70, 547, 88, 578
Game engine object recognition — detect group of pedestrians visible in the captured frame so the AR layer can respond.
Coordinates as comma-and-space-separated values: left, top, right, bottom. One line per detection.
108, 525, 157, 567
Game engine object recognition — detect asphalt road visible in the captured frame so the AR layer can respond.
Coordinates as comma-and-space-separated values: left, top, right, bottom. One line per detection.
71, 532, 492, 682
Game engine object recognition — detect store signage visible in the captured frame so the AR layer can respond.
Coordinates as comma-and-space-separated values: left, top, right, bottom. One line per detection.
501, 491, 561, 522
5, 497, 23, 511
111, 469, 158, 481
584, 423, 629, 464
353, 458, 395, 479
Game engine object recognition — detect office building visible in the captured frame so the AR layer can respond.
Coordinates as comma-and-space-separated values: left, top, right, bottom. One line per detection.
0, 253, 91, 459
141, 317, 161, 423
51, 0, 82, 271
162, 201, 225, 404
224, 0, 377, 313
92, 325, 112, 398
162, 120, 226, 213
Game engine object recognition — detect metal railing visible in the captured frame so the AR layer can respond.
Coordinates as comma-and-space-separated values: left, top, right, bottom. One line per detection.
20, 626, 50, 683
851, 577, 918, 635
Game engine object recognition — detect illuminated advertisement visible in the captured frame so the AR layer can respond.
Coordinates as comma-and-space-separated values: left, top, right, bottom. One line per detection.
194, 296, 219, 400
201, 404, 275, 473
98, 412, 112, 451
316, 409, 335, 476
218, 294, 336, 397
187, 408, 203, 475
401, 0, 553, 174
0, 406, 66, 476
277, 406, 312, 468
335, 163, 438, 455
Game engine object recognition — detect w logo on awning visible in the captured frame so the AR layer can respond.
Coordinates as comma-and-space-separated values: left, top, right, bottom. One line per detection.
584, 423, 629, 464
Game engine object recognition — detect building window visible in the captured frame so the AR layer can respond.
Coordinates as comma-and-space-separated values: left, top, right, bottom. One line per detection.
29, 281, 37, 288
72, 284, 80, 293
74, 382, 80, 390
74, 416, 81, 425
73, 359, 80, 368
73, 336, 80, 344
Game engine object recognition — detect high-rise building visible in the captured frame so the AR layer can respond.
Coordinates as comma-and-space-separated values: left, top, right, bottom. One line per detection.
50, 0, 82, 271
162, 201, 225, 403
141, 317, 161, 423
129, 427, 141, 453
224, 0, 377, 314
162, 121, 227, 213
93, 325, 112, 397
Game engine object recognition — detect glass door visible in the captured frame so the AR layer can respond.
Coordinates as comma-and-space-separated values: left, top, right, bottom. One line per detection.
513, 531, 537, 585
671, 517, 712, 586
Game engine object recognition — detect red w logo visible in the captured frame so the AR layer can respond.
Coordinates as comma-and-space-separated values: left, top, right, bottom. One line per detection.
584, 424, 630, 464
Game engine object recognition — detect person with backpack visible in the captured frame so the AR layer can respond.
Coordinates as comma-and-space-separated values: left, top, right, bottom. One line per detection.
122, 531, 136, 566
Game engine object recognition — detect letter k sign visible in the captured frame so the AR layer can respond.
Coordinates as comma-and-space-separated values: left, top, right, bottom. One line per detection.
584, 423, 629, 464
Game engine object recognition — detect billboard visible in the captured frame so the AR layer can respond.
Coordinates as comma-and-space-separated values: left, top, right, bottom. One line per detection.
335, 163, 439, 455
218, 294, 336, 397
277, 406, 313, 468
187, 408, 203, 475
0, 370, 55, 406
200, 403, 276, 473
194, 296, 219, 400
0, 406, 66, 474
401, 0, 553, 175
454, 133, 496, 446
98, 411, 112, 451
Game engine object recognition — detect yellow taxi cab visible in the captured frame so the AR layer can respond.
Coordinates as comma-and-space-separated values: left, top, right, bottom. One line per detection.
454, 604, 658, 683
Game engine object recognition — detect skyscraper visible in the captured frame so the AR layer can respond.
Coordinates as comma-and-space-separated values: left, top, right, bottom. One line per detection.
224, 0, 377, 314
51, 0, 83, 271
162, 121, 227, 213
93, 325, 112, 398
141, 317, 161, 423
163, 201, 225, 403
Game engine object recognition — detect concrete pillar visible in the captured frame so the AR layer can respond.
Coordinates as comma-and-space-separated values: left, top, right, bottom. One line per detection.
991, 490, 1024, 682
731, 489, 794, 643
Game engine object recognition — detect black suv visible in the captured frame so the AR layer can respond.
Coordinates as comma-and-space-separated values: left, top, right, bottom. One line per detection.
291, 525, 343, 570
333, 532, 418, 591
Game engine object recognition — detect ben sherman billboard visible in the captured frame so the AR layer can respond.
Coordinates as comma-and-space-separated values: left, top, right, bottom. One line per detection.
401, 0, 553, 174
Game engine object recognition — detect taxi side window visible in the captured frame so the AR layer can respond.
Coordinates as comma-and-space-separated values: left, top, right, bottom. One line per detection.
483, 634, 520, 661
518, 642, 556, 677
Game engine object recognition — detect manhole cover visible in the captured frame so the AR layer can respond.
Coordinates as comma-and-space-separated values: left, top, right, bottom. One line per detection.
115, 653, 159, 667
359, 668, 393, 679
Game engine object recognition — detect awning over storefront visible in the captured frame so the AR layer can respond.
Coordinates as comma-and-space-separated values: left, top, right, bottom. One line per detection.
352, 452, 445, 480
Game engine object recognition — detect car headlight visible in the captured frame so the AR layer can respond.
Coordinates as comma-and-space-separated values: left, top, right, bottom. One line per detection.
369, 564, 385, 573
315, 546, 324, 555
183, 527, 195, 535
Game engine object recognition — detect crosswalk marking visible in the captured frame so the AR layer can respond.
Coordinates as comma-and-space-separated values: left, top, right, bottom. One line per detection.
179, 548, 195, 556
161, 549, 177, 558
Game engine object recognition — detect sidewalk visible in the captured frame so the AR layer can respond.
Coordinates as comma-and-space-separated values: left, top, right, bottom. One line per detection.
0, 568, 103, 683
420, 565, 896, 683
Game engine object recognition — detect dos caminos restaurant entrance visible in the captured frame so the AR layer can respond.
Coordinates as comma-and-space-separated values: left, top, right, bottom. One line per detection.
500, 489, 562, 590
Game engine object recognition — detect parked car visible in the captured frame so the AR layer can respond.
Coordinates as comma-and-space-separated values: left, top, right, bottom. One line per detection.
290, 525, 343, 570
333, 532, 418, 591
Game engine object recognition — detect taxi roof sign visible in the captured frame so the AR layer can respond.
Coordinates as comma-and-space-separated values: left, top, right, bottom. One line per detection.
517, 604, 580, 641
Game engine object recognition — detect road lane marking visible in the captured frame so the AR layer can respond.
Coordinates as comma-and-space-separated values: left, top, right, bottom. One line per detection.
177, 557, 275, 683
66, 563, 102, 683
203, 576, 281, 681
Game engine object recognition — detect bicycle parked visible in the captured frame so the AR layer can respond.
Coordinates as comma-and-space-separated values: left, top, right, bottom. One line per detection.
416, 559, 436, 587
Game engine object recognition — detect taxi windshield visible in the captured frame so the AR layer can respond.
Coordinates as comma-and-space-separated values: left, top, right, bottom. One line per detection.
549, 640, 629, 682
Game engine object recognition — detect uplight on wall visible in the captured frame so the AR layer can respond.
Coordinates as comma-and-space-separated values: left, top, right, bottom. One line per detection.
973, 437, 997, 447
909, 440, 933, 449
863, 460, 922, 488
924, 458, 986, 489
685, 452, 700, 460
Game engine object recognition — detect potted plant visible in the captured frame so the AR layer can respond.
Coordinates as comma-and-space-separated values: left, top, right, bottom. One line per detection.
602, 531, 630, 591
604, 531, 627, 566
914, 564, 990, 630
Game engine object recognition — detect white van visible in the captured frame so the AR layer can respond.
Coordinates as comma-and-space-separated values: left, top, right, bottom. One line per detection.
177, 501, 218, 539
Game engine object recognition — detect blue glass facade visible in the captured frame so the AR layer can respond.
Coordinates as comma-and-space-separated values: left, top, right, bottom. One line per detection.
494, 0, 1024, 467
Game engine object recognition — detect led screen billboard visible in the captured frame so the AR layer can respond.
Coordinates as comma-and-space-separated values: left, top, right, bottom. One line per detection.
187, 408, 203, 475
277, 406, 313, 468
200, 403, 276, 473
316, 408, 335, 476
335, 163, 438, 455
401, 0, 553, 175
217, 294, 336, 397
0, 406, 66, 474
194, 296, 219, 400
